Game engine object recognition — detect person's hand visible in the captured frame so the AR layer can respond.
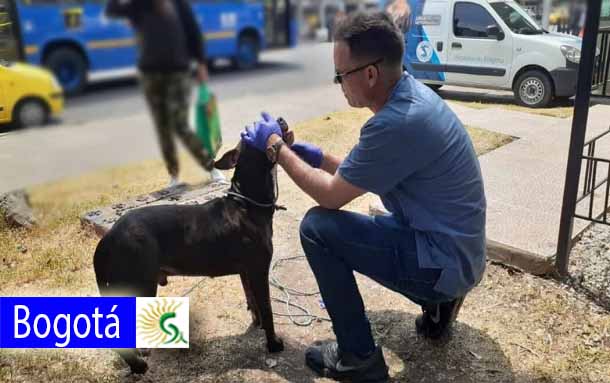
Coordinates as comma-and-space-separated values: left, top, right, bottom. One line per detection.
241, 112, 283, 152
291, 142, 323, 168
197, 63, 209, 83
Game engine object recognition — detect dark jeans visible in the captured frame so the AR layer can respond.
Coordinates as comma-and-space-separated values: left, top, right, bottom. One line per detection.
300, 207, 451, 356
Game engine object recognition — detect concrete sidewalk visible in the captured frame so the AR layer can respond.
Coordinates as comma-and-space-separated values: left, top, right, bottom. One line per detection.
452, 102, 610, 260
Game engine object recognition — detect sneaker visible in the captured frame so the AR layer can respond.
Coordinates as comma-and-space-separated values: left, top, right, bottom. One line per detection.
167, 176, 180, 189
415, 296, 465, 340
305, 341, 389, 382
210, 168, 228, 183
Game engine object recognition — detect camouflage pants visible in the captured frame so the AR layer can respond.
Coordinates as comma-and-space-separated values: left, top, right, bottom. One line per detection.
141, 72, 214, 177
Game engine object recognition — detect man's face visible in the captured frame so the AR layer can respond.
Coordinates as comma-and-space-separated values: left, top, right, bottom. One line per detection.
333, 42, 371, 108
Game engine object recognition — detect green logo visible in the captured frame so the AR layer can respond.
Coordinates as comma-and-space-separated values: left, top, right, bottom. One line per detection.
138, 300, 187, 346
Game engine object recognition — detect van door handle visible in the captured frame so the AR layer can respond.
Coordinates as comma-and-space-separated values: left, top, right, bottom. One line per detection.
452, 42, 462, 49
437, 42, 443, 52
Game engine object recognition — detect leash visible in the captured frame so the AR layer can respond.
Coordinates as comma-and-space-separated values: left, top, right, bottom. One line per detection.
269, 255, 331, 326
180, 256, 331, 326
226, 191, 286, 211
181, 279, 206, 298
225, 166, 286, 211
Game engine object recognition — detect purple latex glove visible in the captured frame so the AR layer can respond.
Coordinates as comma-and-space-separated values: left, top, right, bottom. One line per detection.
241, 112, 283, 152
291, 142, 323, 168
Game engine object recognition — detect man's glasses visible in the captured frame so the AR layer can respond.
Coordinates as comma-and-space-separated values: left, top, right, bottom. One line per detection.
334, 58, 384, 84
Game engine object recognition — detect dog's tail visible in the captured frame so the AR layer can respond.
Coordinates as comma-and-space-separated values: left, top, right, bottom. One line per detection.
93, 235, 113, 296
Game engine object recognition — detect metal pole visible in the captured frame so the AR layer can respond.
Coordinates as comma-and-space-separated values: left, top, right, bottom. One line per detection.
6, 0, 24, 61
556, 0, 603, 275
542, 0, 552, 30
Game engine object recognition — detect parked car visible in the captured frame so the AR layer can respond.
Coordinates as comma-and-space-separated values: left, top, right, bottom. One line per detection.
0, 60, 63, 128
388, 0, 585, 107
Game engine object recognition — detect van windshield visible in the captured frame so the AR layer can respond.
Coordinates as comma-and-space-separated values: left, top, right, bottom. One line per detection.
490, 2, 543, 35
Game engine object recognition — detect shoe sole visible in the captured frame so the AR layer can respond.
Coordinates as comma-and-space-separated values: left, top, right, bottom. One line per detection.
305, 358, 390, 383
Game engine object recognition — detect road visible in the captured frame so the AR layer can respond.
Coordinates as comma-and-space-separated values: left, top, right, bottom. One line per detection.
61, 42, 335, 126
0, 42, 352, 193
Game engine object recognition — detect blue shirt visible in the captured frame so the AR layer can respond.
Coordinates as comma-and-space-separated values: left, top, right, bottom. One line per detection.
338, 72, 486, 298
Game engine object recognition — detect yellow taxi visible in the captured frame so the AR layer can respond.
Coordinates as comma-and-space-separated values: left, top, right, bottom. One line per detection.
0, 60, 64, 128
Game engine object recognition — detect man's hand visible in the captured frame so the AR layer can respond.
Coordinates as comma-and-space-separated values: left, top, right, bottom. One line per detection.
241, 112, 283, 152
291, 142, 323, 168
197, 63, 209, 84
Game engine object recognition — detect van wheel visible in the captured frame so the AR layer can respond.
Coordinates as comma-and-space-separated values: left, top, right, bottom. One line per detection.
44, 47, 87, 96
514, 70, 553, 108
13, 99, 49, 128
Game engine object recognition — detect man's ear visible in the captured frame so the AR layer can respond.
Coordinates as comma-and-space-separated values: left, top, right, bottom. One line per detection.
214, 145, 241, 170
367, 65, 379, 87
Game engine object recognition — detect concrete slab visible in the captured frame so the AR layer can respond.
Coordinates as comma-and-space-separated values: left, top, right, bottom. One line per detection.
81, 181, 230, 236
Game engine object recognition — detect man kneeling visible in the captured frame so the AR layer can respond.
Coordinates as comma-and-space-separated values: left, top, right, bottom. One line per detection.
241, 12, 487, 382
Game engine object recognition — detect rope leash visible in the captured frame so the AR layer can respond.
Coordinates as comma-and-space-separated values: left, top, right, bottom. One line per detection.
269, 256, 331, 326
180, 255, 330, 326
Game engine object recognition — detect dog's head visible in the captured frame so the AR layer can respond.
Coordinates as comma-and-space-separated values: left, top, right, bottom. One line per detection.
214, 140, 277, 206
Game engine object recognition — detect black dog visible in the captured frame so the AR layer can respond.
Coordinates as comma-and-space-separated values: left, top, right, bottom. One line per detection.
93, 141, 284, 373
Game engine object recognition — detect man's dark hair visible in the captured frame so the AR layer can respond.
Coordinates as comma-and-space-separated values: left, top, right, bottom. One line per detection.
333, 12, 405, 68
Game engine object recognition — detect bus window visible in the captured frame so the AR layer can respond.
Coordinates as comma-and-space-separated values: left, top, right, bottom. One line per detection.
264, 0, 293, 47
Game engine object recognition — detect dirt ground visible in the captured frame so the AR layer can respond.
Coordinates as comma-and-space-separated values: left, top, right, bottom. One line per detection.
1, 108, 609, 383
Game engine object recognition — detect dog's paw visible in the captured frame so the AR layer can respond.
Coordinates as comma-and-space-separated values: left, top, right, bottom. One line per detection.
129, 358, 149, 375
267, 336, 284, 353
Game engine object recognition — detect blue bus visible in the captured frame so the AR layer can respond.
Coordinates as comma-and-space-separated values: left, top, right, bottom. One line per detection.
0, 0, 297, 94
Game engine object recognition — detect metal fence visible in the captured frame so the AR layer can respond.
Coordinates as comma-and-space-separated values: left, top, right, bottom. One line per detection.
592, 27, 610, 96
575, 128, 610, 224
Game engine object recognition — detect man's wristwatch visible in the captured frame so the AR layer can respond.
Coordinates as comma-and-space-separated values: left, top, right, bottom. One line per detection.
266, 139, 285, 163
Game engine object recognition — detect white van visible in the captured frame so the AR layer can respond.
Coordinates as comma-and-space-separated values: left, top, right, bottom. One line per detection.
384, 0, 584, 107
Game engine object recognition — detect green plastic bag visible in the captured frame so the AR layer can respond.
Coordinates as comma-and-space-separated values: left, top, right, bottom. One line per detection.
195, 83, 222, 159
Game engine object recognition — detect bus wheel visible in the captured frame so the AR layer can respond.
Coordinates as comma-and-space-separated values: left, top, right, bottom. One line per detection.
514, 70, 553, 108
44, 47, 87, 96
13, 98, 49, 128
233, 35, 259, 70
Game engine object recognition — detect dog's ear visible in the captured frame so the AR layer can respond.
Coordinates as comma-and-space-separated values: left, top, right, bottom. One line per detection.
214, 146, 241, 170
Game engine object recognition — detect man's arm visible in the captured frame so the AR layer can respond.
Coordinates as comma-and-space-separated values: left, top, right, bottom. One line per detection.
320, 153, 343, 175
271, 136, 365, 209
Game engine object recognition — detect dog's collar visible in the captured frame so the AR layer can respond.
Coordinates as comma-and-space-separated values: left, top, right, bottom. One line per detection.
226, 178, 286, 212
226, 191, 285, 211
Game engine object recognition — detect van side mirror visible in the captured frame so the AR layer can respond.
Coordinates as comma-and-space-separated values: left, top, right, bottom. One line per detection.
486, 25, 505, 41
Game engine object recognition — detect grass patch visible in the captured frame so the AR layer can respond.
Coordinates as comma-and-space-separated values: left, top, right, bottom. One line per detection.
0, 108, 512, 292
0, 349, 120, 383
0, 110, 511, 383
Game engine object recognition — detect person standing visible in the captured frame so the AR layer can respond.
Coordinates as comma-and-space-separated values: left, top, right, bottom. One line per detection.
106, 0, 223, 187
